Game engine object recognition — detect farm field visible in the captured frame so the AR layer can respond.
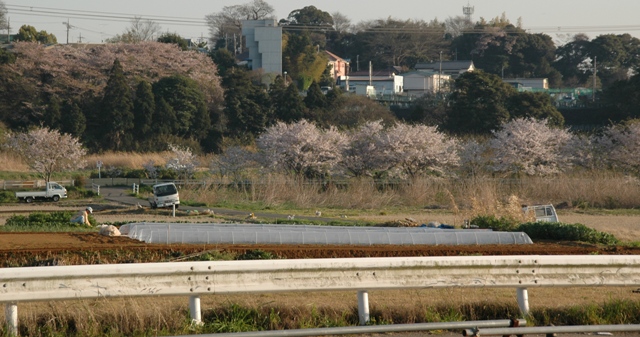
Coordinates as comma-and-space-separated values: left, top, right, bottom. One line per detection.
2, 202, 640, 259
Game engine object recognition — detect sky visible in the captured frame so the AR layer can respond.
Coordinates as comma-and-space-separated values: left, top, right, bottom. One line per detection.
4, 0, 640, 44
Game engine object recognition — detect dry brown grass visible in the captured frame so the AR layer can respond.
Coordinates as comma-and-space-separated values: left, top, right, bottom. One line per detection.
0, 151, 28, 171
84, 151, 171, 170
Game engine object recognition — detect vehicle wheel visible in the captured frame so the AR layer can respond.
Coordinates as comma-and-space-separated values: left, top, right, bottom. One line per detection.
52, 195, 60, 202
151, 202, 157, 209
25, 197, 33, 203
175, 204, 179, 209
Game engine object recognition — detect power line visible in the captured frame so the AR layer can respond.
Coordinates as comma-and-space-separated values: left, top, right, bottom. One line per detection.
7, 3, 640, 38
5, 4, 208, 27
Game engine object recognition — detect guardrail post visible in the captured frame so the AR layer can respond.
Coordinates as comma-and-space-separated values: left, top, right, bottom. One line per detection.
357, 290, 370, 325
189, 295, 202, 324
516, 287, 529, 316
5, 302, 18, 336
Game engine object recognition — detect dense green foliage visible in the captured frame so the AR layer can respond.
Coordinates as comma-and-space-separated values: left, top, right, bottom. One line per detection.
3, 211, 97, 231
470, 215, 620, 245
518, 222, 620, 245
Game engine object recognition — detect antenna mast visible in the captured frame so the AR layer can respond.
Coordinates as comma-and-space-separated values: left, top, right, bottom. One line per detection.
463, 2, 475, 22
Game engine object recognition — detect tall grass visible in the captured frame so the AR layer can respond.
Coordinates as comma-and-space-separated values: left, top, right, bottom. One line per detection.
177, 171, 640, 214
4, 297, 639, 336
84, 152, 171, 170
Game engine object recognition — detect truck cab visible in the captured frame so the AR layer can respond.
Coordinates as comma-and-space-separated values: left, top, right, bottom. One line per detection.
523, 204, 559, 222
149, 182, 180, 209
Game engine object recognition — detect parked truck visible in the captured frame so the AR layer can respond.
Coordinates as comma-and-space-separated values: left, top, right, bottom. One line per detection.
522, 204, 559, 222
149, 182, 180, 209
15, 182, 68, 203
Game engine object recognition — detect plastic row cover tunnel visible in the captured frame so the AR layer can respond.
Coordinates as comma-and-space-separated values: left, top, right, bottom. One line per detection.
119, 223, 533, 245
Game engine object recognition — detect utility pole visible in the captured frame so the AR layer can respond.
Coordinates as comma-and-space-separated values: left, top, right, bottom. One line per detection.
439, 51, 443, 95
592, 56, 597, 102
6, 17, 9, 43
356, 55, 359, 72
62, 19, 74, 44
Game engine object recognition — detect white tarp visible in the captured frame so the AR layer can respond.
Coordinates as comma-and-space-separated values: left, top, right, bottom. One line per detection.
119, 223, 533, 246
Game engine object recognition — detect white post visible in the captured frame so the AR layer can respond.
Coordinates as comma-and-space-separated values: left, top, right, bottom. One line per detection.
5, 303, 18, 337
172, 203, 176, 217
189, 295, 202, 324
357, 290, 370, 325
516, 287, 530, 316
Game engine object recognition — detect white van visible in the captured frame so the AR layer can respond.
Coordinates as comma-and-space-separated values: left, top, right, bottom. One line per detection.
522, 204, 558, 222
149, 182, 180, 209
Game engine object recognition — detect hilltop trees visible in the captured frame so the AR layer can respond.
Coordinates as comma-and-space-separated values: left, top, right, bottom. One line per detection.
0, 42, 224, 152
15, 25, 57, 44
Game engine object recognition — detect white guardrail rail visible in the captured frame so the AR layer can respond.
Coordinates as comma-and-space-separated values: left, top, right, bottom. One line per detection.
3, 255, 640, 336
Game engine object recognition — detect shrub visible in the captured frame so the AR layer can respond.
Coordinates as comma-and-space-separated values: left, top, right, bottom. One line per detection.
235, 249, 277, 260
470, 215, 518, 231
517, 222, 619, 245
3, 211, 97, 230
0, 190, 16, 203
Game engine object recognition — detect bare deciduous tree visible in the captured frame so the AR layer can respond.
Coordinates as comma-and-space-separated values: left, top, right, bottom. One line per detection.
0, 1, 8, 30
205, 0, 275, 44
4, 127, 86, 182
331, 11, 352, 34
107, 16, 161, 43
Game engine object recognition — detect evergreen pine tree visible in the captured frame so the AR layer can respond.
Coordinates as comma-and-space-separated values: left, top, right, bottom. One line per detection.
100, 59, 134, 150
43, 95, 62, 129
304, 81, 327, 111
133, 80, 155, 143
60, 102, 86, 137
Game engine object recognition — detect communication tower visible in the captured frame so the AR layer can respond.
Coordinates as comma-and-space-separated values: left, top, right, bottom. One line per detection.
463, 2, 474, 22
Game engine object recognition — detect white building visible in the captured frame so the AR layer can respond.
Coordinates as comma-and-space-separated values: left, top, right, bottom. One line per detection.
241, 19, 282, 75
402, 70, 451, 94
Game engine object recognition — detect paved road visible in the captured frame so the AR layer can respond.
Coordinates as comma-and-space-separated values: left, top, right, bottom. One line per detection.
98, 186, 346, 223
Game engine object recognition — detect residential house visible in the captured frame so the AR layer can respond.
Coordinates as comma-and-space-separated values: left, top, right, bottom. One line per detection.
325, 50, 349, 80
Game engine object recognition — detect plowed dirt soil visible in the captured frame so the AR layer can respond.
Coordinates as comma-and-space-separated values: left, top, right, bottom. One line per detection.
3, 231, 640, 262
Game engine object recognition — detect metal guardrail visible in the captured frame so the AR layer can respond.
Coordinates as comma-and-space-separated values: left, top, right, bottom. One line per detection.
2, 255, 640, 336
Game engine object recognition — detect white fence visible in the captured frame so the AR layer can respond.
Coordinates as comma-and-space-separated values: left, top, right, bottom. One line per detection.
2, 255, 640, 336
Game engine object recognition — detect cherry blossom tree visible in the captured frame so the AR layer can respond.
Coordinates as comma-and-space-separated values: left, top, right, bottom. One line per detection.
340, 120, 386, 177
210, 146, 256, 181
256, 120, 346, 178
595, 121, 640, 174
165, 144, 199, 180
373, 124, 459, 178
488, 118, 573, 176
458, 138, 489, 177
4, 127, 86, 182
